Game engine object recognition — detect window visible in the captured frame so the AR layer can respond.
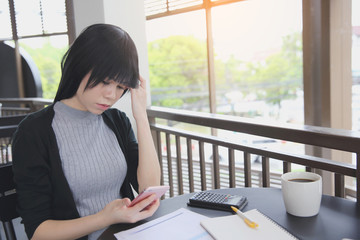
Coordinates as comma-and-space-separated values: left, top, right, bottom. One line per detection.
146, 10, 209, 111
145, 0, 355, 194
0, 0, 12, 39
0, 0, 73, 99
352, 0, 360, 131
145, 0, 303, 124
212, 0, 303, 124
145, 0, 305, 174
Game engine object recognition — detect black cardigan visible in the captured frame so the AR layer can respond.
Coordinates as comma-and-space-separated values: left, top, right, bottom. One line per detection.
12, 104, 139, 240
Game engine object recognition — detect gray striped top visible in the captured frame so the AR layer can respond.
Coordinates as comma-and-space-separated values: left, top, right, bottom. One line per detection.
52, 101, 127, 240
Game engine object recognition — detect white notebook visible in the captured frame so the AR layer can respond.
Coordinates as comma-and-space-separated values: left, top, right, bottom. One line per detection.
200, 209, 298, 240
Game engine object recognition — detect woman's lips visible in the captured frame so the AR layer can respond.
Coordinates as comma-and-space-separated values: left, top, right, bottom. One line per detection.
97, 103, 110, 110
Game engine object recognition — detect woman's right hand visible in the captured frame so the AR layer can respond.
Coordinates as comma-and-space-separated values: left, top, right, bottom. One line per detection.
99, 194, 160, 226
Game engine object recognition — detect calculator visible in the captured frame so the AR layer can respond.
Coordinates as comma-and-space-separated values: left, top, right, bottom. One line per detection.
187, 191, 248, 212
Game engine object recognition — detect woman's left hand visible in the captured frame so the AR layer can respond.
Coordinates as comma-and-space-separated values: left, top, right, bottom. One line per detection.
99, 195, 160, 226
130, 76, 148, 121
130, 75, 161, 190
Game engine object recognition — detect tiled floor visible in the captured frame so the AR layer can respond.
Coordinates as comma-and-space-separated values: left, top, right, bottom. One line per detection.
0, 218, 27, 240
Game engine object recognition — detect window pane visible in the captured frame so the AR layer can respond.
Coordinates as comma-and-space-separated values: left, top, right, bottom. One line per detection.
42, 0, 67, 33
352, 0, 360, 131
146, 10, 209, 112
212, 0, 303, 125
15, 0, 43, 36
211, 0, 304, 171
19, 35, 68, 99
14, 0, 66, 37
0, 0, 12, 39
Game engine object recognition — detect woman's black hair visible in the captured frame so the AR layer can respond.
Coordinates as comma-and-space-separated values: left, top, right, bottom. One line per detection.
54, 24, 139, 102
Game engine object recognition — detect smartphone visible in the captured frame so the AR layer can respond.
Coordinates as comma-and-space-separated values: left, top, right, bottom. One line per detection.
128, 185, 170, 207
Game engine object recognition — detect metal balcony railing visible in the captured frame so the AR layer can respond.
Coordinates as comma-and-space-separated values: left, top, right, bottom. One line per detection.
0, 98, 52, 116
1, 98, 358, 204
0, 98, 53, 164
147, 106, 359, 203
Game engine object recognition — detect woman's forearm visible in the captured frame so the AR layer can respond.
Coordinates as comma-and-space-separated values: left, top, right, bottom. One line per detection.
32, 212, 108, 240
136, 115, 161, 192
32, 196, 159, 240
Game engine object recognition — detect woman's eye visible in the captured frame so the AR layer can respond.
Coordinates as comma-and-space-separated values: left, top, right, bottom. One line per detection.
117, 85, 125, 90
102, 80, 110, 85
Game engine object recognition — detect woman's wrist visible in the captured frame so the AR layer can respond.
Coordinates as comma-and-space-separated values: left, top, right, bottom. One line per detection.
95, 209, 112, 229
134, 113, 149, 125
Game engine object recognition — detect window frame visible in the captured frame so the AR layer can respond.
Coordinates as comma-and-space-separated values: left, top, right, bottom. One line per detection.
3, 0, 75, 97
145, 0, 245, 113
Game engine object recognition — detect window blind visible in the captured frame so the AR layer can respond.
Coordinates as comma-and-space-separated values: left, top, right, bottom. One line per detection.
145, 0, 203, 17
145, 0, 243, 19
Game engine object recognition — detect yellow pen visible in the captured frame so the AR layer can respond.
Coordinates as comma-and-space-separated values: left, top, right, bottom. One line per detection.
231, 206, 259, 228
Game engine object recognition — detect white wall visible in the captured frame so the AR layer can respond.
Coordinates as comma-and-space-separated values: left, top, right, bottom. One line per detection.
72, 0, 150, 136
72, 0, 105, 35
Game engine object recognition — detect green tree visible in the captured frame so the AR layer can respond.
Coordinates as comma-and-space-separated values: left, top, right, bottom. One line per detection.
21, 39, 67, 99
147, 32, 302, 113
245, 32, 303, 108
148, 36, 208, 108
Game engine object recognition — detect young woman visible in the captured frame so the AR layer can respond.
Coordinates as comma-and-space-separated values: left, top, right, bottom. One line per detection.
12, 24, 161, 240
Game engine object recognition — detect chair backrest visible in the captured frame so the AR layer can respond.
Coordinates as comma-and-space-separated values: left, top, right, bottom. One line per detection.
0, 163, 18, 222
0, 114, 26, 164
0, 114, 27, 127
0, 115, 25, 240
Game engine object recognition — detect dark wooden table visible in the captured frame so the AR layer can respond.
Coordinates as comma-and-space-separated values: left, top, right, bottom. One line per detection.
98, 188, 360, 240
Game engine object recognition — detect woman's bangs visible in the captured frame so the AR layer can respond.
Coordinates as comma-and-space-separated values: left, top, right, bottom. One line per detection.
86, 60, 137, 89
109, 55, 138, 88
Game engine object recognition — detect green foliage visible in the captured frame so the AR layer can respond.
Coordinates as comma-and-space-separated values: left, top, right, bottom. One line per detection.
147, 32, 303, 113
19, 31, 302, 115
242, 32, 303, 107
148, 36, 208, 108
20, 39, 66, 99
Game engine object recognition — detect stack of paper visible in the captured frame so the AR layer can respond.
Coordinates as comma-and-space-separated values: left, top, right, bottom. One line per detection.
114, 208, 212, 240
114, 208, 298, 240
200, 209, 298, 240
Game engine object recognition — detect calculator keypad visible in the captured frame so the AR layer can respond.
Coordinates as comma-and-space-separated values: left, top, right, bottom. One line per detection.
193, 192, 230, 203
188, 191, 248, 212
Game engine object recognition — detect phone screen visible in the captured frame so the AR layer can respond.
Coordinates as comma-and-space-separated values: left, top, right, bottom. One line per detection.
128, 185, 170, 207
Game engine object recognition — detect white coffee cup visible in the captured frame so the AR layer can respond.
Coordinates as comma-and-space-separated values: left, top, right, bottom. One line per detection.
281, 171, 322, 217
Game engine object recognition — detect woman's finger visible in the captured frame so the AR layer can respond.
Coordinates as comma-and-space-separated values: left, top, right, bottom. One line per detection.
138, 75, 146, 90
134, 199, 160, 220
130, 194, 157, 211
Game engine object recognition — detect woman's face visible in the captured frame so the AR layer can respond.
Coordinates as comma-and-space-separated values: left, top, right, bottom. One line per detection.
65, 73, 128, 114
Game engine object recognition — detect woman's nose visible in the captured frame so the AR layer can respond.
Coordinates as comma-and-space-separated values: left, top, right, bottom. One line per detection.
104, 84, 117, 99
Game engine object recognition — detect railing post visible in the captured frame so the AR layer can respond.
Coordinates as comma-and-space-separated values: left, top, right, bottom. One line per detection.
334, 173, 345, 198
156, 131, 164, 186
262, 156, 270, 187
199, 141, 206, 191
357, 153, 360, 204
212, 145, 220, 189
186, 138, 194, 192
244, 152, 251, 187
165, 133, 174, 197
283, 162, 291, 173
228, 148, 235, 188
175, 136, 183, 195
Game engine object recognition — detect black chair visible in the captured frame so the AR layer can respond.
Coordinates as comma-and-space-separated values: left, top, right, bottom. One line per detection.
0, 115, 26, 165
0, 163, 18, 240
0, 114, 27, 240
0, 115, 26, 127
